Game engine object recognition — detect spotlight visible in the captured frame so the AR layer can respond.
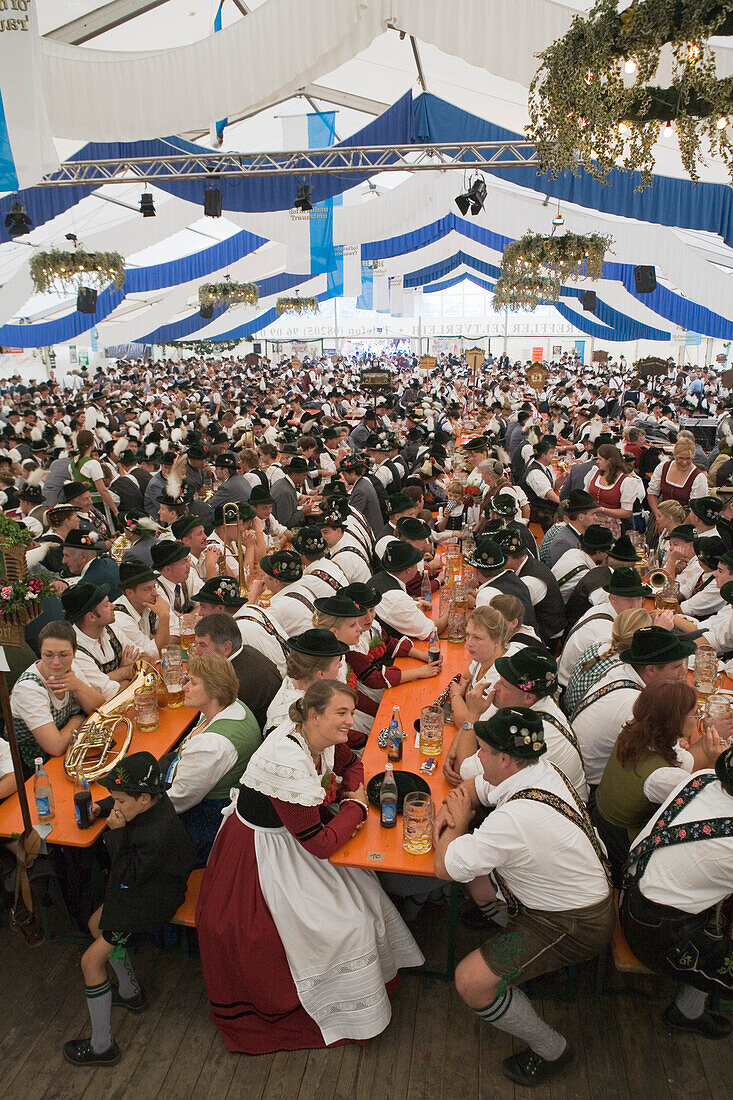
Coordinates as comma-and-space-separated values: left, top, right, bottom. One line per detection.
4, 201, 32, 237
77, 287, 98, 314
203, 187, 223, 218
139, 192, 156, 217
294, 185, 313, 212
455, 177, 486, 217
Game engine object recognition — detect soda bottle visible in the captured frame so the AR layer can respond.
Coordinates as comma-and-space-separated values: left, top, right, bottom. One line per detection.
74, 766, 94, 830
428, 628, 441, 663
386, 705, 404, 763
380, 763, 398, 829
421, 566, 432, 604
33, 758, 55, 822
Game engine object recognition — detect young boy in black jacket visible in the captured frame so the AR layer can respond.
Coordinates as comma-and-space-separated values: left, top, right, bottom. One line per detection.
64, 752, 195, 1067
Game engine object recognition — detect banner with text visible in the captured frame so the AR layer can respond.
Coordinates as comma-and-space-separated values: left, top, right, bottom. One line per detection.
0, 1, 57, 190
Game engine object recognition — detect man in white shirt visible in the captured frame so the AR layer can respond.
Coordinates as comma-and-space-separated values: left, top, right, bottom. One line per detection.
113, 561, 171, 661
620, 748, 733, 1039
674, 576, 733, 654
290, 526, 349, 598
319, 508, 372, 584
552, 525, 613, 602
249, 549, 314, 639
61, 582, 140, 702
151, 541, 203, 635
249, 484, 289, 553
368, 541, 448, 640
432, 708, 613, 1087
170, 514, 218, 581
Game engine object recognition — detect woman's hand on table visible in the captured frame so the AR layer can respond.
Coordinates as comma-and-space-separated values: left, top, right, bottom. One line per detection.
416, 662, 441, 679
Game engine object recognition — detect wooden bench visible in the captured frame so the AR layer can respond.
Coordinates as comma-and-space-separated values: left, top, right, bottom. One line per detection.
595, 889, 651, 994
170, 868, 204, 953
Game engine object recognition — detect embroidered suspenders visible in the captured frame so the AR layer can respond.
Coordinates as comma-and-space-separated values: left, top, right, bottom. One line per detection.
533, 709, 583, 762
570, 679, 640, 723
564, 610, 614, 646
306, 568, 341, 593
556, 564, 588, 590
75, 628, 123, 674
237, 607, 290, 662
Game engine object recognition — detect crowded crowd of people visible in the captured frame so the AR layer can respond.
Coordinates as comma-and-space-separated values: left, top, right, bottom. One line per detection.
0, 345, 731, 1086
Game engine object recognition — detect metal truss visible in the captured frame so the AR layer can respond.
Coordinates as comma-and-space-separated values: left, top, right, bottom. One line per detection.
35, 141, 542, 188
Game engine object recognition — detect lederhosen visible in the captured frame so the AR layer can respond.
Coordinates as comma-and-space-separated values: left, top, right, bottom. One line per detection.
75, 628, 124, 675
620, 775, 733, 995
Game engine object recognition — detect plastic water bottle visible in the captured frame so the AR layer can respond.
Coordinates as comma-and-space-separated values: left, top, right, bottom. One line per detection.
421, 566, 432, 604
380, 763, 398, 829
33, 758, 55, 822
428, 628, 441, 663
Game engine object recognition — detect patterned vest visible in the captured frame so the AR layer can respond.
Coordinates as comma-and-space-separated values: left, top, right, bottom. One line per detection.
11, 670, 81, 770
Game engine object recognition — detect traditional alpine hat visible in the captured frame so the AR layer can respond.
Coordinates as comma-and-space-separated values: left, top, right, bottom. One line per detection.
694, 535, 727, 567
18, 484, 43, 504
170, 514, 205, 540
492, 527, 525, 556
119, 561, 158, 589
714, 743, 733, 796
339, 454, 367, 474
461, 436, 489, 453
720, 580, 733, 606
607, 533, 640, 562
286, 455, 310, 473
260, 549, 302, 583
249, 484, 275, 506
689, 496, 724, 526
61, 481, 89, 503
212, 502, 256, 526
494, 648, 558, 698
474, 707, 546, 759
464, 538, 508, 572
192, 575, 247, 608
395, 516, 431, 541
341, 582, 382, 611
720, 551, 733, 571
99, 751, 170, 795
316, 508, 345, 530
287, 628, 349, 657
602, 566, 652, 598
386, 491, 415, 515
669, 524, 697, 543
291, 525, 327, 556
157, 487, 192, 508
381, 540, 424, 573
489, 494, 516, 518
150, 540, 189, 569
62, 529, 105, 554
313, 594, 361, 618
565, 489, 598, 516
213, 451, 238, 470
581, 524, 615, 553
62, 581, 110, 623
187, 442, 209, 461
321, 479, 348, 500
621, 624, 696, 665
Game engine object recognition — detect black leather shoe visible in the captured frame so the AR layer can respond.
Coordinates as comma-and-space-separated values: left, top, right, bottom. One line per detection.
662, 1003, 732, 1039
502, 1043, 574, 1087
111, 987, 147, 1013
62, 1039, 122, 1067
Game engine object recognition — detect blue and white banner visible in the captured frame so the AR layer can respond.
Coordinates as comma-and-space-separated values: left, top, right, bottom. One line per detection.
0, 1, 57, 190
281, 110, 338, 277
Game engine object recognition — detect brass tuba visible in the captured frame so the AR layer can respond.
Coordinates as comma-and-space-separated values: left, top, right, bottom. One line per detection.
109, 532, 131, 562
64, 660, 165, 782
646, 567, 671, 593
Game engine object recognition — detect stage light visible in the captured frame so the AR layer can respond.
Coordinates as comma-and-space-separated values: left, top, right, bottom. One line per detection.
4, 201, 32, 237
139, 192, 156, 217
204, 188, 223, 218
455, 176, 486, 217
294, 185, 313, 212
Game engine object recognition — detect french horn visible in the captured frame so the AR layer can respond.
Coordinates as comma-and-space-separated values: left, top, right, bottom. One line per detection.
645, 567, 671, 593
64, 660, 165, 782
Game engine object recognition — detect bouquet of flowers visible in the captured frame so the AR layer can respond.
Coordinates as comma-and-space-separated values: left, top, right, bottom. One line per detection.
463, 485, 481, 506
0, 575, 54, 620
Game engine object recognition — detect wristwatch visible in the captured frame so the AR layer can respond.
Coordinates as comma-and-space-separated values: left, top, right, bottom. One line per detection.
462, 721, 473, 731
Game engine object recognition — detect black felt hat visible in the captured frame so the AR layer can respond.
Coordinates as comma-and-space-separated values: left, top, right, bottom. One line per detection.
192, 576, 247, 608
291, 525, 327, 556
62, 529, 105, 554
99, 751, 169, 795
260, 549, 302, 583
316, 508, 345, 530
62, 581, 110, 623
18, 484, 43, 504
386, 491, 415, 515
695, 535, 727, 567
490, 494, 516, 518
341, 582, 382, 610
381, 540, 424, 573
581, 524, 615, 553
621, 625, 696, 665
492, 527, 525, 556
249, 484, 275, 506
669, 524, 697, 543
187, 442, 209, 460
462, 436, 489, 453
170, 514, 205, 539
287, 628, 349, 657
720, 580, 733, 606
464, 538, 507, 572
474, 707, 547, 759
602, 567, 652, 598
565, 489, 598, 516
286, 455, 310, 473
689, 496, 724, 526
495, 648, 558, 698
119, 561, 159, 588
339, 454, 367, 474
395, 516, 431, 541
313, 594, 361, 618
61, 481, 89, 502
150, 540, 189, 569
214, 451, 238, 470
212, 502, 256, 526
607, 533, 640, 562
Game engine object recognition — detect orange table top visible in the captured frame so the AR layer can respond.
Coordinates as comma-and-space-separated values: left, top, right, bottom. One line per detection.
330, 608, 466, 878
0, 704, 199, 846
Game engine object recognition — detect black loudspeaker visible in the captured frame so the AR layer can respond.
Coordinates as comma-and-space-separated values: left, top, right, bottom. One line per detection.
199, 304, 214, 319
253, 341, 262, 354
77, 286, 97, 313
582, 291, 597, 313
634, 265, 657, 293
203, 188, 223, 218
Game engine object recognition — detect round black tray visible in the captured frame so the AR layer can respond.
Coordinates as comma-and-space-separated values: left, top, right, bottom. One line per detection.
366, 770, 431, 813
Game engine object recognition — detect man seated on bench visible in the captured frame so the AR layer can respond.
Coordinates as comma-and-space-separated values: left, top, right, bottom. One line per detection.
621, 745, 733, 1041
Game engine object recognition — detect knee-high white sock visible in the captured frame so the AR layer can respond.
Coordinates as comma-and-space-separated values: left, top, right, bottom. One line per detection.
475, 987, 567, 1061
674, 984, 707, 1020
85, 980, 113, 1053
109, 951, 140, 1000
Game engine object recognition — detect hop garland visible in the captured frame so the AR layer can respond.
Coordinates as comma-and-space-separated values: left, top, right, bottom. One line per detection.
528, 0, 733, 189
198, 282, 259, 308
493, 230, 611, 312
276, 296, 320, 316
30, 250, 126, 294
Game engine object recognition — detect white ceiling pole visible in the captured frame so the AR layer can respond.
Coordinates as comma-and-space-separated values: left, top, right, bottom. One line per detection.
44, 0, 174, 45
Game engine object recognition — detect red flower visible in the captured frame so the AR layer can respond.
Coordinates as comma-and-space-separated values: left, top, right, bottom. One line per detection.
678, 829, 686, 838
321, 771, 340, 806
676, 798, 683, 805
28, 578, 43, 594
347, 670, 358, 691
703, 825, 711, 834
654, 836, 661, 844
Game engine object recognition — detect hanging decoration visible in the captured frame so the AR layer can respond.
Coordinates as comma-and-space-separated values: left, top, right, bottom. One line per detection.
528, 0, 733, 188
29, 250, 126, 295
163, 338, 247, 356
276, 295, 320, 315
492, 274, 562, 311
197, 281, 259, 308
493, 230, 612, 311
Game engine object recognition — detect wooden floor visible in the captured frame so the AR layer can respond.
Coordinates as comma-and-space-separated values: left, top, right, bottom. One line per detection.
0, 898, 731, 1100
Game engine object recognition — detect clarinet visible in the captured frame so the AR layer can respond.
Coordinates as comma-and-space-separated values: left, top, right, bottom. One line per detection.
434, 674, 461, 715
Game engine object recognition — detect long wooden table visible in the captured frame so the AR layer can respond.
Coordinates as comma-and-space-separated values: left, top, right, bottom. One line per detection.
0, 703, 199, 845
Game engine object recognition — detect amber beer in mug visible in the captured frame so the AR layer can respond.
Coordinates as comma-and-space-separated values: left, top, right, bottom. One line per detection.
165, 682, 185, 709
162, 645, 184, 708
